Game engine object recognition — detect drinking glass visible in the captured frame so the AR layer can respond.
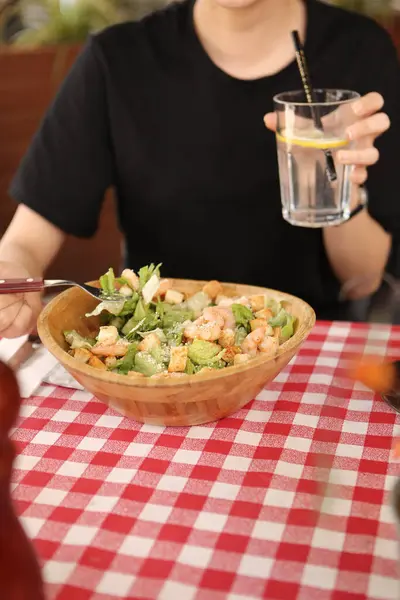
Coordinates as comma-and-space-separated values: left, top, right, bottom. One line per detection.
274, 89, 360, 227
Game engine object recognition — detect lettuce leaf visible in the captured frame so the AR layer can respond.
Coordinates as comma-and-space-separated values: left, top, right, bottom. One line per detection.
269, 309, 288, 328
111, 343, 139, 374
280, 315, 296, 342
234, 326, 248, 347
99, 267, 116, 296
186, 291, 210, 316
231, 304, 254, 332
134, 351, 165, 377
188, 340, 221, 366
138, 263, 162, 291
162, 307, 194, 329
85, 299, 125, 318
64, 330, 95, 350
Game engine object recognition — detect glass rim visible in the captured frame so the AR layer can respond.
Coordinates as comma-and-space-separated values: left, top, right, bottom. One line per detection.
273, 89, 360, 108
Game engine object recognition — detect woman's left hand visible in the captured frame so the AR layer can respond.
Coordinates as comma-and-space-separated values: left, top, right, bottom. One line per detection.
264, 92, 390, 186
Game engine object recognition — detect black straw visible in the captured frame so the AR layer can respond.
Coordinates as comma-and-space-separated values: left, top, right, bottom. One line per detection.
291, 30, 337, 182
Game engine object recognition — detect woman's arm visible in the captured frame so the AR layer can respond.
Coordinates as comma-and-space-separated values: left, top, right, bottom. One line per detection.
323, 206, 391, 300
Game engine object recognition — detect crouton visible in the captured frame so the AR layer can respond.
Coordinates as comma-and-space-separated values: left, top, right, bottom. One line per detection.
97, 326, 119, 346
203, 280, 223, 300
105, 356, 118, 368
88, 355, 108, 370
168, 346, 188, 373
222, 346, 239, 364
250, 318, 268, 331
234, 353, 250, 365
155, 278, 171, 297
138, 333, 161, 352
249, 294, 266, 313
255, 308, 273, 321
219, 328, 235, 348
72, 348, 92, 364
165, 289, 184, 305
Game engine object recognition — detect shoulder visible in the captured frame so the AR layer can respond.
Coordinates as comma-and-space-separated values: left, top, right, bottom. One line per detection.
91, 1, 190, 61
309, 0, 397, 57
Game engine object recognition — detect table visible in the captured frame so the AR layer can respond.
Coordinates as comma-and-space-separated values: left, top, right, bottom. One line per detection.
11, 321, 400, 600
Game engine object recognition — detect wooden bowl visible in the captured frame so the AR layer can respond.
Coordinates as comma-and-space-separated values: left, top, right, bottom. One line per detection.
37, 279, 315, 426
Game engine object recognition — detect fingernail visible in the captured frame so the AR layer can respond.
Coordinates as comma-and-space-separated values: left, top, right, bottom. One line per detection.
353, 102, 362, 116
346, 128, 353, 140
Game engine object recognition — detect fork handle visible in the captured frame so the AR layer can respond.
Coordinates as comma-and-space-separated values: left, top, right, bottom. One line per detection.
0, 278, 44, 294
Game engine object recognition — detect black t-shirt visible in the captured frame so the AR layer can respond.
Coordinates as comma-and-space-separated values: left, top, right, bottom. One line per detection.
10, 0, 400, 317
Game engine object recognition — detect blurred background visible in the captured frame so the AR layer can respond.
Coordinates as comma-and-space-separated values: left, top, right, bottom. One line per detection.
0, 0, 399, 286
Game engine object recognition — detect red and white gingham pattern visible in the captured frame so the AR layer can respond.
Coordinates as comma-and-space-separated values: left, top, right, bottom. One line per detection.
11, 321, 400, 600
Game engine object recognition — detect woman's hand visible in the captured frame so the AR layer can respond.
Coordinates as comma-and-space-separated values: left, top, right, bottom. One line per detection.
264, 92, 390, 186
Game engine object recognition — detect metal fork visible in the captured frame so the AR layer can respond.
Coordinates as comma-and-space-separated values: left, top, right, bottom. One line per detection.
0, 278, 123, 301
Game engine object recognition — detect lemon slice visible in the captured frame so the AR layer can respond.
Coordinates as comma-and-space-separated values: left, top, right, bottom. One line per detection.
276, 130, 349, 150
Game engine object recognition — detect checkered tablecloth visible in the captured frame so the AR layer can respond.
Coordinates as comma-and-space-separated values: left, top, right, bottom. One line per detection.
11, 321, 400, 600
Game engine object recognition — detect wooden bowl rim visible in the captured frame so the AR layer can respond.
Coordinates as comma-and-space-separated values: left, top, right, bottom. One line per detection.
37, 279, 316, 389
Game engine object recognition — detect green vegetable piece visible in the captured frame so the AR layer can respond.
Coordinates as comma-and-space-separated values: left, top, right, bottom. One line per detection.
268, 309, 287, 328
112, 343, 139, 374
64, 330, 95, 350
99, 267, 116, 296
231, 304, 254, 332
186, 291, 211, 316
110, 316, 125, 330
280, 315, 296, 342
185, 358, 197, 375
99, 274, 109, 294
134, 352, 165, 377
165, 324, 184, 347
139, 328, 167, 343
235, 326, 248, 347
266, 298, 281, 317
116, 277, 130, 286
134, 298, 147, 321
150, 344, 170, 366
119, 294, 139, 317
188, 339, 221, 366
122, 316, 141, 337
138, 263, 162, 291
162, 308, 194, 330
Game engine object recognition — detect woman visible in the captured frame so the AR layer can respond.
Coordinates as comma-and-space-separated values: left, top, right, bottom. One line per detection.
0, 0, 398, 337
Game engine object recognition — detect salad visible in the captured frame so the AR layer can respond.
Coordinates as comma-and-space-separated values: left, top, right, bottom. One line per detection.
64, 264, 296, 379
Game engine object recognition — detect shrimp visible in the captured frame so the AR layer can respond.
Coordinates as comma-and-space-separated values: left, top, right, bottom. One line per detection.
204, 306, 235, 330
91, 340, 130, 357
218, 307, 236, 329
241, 327, 266, 357
203, 307, 225, 328
121, 269, 139, 291
259, 335, 279, 356
184, 318, 221, 342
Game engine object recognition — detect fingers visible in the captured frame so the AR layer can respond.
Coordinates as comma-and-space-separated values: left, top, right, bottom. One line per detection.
263, 112, 277, 132
0, 301, 37, 339
346, 112, 390, 141
350, 166, 368, 186
337, 146, 379, 166
351, 92, 384, 117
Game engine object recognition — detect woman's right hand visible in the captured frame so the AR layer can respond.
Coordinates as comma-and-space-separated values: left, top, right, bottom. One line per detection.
0, 261, 42, 338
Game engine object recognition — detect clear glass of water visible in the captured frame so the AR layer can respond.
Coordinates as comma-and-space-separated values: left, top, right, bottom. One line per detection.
274, 89, 360, 228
